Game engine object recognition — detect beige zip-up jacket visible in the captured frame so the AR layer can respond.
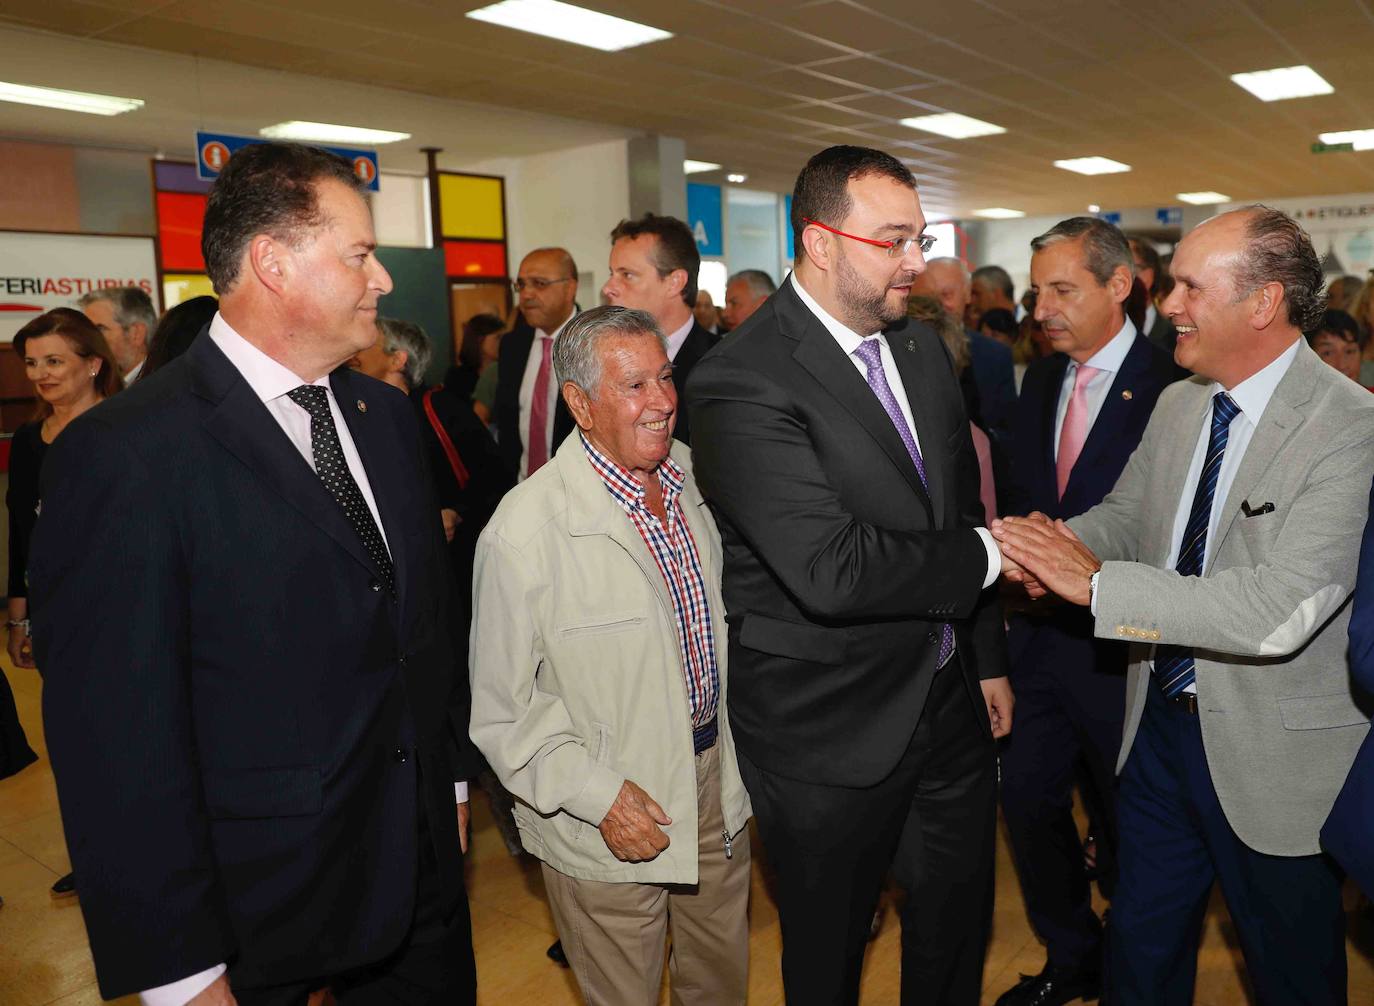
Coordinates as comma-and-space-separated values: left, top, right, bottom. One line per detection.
469, 434, 751, 883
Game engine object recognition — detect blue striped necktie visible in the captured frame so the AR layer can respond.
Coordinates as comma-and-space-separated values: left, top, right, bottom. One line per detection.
1154, 391, 1241, 696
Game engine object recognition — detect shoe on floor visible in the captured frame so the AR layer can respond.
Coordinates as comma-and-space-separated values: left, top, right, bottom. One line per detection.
547, 939, 568, 967
994, 962, 1100, 1006
50, 872, 76, 899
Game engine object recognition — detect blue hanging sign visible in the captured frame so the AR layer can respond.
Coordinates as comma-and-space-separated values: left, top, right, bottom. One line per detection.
195, 131, 380, 191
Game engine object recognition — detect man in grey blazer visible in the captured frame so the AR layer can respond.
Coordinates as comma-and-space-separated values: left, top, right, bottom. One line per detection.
993, 206, 1374, 1005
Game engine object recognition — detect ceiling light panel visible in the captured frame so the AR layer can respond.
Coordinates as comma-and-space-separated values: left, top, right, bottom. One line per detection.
973, 207, 1025, 219
259, 121, 411, 144
1318, 129, 1374, 151
1176, 191, 1231, 205
1054, 157, 1131, 175
900, 113, 1006, 139
466, 0, 672, 52
684, 159, 721, 174
1230, 65, 1333, 102
0, 81, 143, 116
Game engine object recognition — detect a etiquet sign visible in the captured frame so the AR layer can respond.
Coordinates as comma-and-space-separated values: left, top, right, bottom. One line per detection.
0, 231, 159, 343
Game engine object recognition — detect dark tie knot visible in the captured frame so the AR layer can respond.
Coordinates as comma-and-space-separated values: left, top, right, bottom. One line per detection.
853, 338, 883, 370
287, 384, 330, 417
1212, 391, 1240, 427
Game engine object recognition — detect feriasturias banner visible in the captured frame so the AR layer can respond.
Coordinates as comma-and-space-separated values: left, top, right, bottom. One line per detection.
0, 231, 159, 342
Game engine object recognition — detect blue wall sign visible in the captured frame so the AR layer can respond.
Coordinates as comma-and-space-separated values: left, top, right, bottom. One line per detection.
686, 182, 723, 256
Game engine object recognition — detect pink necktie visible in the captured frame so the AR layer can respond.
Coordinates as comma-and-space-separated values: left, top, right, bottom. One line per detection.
526, 335, 553, 477
1056, 364, 1100, 499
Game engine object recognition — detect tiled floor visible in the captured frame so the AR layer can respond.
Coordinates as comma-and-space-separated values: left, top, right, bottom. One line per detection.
2, 653, 1372, 1005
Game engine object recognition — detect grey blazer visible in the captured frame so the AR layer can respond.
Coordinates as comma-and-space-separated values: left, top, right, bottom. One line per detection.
1070, 342, 1374, 856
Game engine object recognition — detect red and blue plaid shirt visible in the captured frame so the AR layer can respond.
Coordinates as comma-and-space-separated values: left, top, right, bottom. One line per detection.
580, 434, 719, 730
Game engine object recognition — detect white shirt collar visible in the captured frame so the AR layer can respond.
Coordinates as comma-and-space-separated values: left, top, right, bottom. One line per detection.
536, 310, 575, 342
665, 314, 695, 360
1076, 318, 1137, 374
1144, 302, 1158, 336
208, 312, 330, 403
1214, 337, 1301, 425
790, 272, 875, 352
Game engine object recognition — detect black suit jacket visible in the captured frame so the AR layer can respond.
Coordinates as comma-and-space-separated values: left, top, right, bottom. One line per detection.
1002, 332, 1177, 664
1146, 309, 1178, 356
687, 280, 1009, 788
494, 321, 577, 478
30, 333, 479, 998
669, 319, 715, 446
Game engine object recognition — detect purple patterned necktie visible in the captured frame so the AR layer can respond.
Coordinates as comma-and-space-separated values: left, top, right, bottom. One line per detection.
852, 338, 954, 666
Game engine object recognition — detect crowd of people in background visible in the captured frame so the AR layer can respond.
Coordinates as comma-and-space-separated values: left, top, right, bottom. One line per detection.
1, 138, 1373, 1006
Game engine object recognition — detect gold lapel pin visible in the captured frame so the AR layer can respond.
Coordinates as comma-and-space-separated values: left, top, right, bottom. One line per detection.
905, 338, 917, 352
356, 399, 368, 413
1121, 389, 1133, 401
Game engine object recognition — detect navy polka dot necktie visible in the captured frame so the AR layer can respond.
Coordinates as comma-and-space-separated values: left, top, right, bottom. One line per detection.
287, 385, 395, 594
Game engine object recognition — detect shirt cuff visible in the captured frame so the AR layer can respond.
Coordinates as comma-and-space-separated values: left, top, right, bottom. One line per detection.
1089, 570, 1100, 616
974, 527, 1001, 589
141, 963, 226, 1006
455, 781, 469, 803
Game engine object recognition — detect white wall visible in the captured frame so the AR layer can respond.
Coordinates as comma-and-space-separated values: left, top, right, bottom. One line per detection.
458, 139, 631, 298
372, 173, 431, 249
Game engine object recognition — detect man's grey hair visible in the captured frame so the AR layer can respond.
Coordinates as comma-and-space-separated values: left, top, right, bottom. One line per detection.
1228, 205, 1325, 332
728, 269, 777, 298
376, 317, 432, 389
77, 286, 157, 331
553, 305, 665, 398
1030, 217, 1134, 286
971, 264, 1014, 300
925, 256, 971, 284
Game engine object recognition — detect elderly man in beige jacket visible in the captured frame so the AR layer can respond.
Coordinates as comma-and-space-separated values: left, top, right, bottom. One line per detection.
470, 305, 751, 1005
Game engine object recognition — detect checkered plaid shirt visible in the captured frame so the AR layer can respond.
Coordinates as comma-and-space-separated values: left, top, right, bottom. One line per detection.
580, 434, 719, 729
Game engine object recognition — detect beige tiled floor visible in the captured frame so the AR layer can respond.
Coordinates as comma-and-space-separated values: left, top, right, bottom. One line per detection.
3, 654, 1372, 1005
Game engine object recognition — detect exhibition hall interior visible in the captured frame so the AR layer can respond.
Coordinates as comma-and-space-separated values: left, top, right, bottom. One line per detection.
3, 1, 1374, 1004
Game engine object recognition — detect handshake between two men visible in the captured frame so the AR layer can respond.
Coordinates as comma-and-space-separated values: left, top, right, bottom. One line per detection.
992, 513, 1102, 607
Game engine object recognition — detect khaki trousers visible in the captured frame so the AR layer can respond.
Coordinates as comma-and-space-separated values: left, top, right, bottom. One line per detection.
541, 743, 751, 1006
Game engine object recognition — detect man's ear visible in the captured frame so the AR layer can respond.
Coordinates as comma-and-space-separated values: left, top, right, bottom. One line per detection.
247, 234, 288, 295
563, 381, 593, 430
801, 224, 833, 272
1250, 281, 1286, 330
129, 321, 149, 352
390, 349, 409, 377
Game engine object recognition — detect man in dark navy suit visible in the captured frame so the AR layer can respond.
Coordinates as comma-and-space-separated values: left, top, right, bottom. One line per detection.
32, 143, 479, 1006
995, 217, 1176, 1006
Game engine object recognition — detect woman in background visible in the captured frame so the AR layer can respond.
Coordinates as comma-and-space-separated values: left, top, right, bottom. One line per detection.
6, 308, 121, 899
139, 294, 218, 379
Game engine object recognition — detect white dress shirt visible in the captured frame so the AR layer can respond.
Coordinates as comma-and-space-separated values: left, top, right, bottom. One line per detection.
142, 317, 464, 1006
516, 311, 575, 482
1143, 302, 1159, 340
1052, 320, 1137, 460
791, 275, 1001, 588
664, 314, 695, 361
1155, 338, 1301, 694
123, 358, 145, 386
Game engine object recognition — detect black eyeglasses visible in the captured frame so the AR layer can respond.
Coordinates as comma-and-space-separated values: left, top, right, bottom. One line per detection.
511, 277, 573, 293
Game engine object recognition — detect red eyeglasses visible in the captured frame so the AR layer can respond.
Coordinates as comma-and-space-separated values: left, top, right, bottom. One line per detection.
801, 217, 937, 258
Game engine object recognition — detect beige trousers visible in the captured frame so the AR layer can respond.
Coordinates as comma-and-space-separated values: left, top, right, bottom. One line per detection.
541, 743, 751, 1006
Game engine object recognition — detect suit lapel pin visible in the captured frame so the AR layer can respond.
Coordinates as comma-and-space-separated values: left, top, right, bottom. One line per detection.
356, 399, 368, 413
905, 338, 916, 352
1121, 389, 1133, 401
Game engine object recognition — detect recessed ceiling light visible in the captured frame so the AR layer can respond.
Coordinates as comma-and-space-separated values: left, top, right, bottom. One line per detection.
684, 160, 721, 174
900, 113, 1006, 139
1317, 129, 1374, 151
1054, 157, 1132, 176
1231, 65, 1333, 102
466, 0, 672, 52
0, 80, 143, 116
1087, 204, 1101, 213
1176, 191, 1231, 205
726, 173, 747, 184
260, 121, 410, 145
973, 207, 1025, 219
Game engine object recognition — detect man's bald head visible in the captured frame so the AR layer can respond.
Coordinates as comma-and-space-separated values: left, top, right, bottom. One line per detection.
911, 257, 970, 319
517, 247, 579, 333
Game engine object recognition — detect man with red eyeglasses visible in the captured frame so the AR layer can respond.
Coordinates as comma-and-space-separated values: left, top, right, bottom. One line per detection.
688, 144, 1016, 1005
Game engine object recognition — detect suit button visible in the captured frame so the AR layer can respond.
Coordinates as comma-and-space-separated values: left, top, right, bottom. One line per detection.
393, 748, 408, 763
370, 581, 382, 592
927, 632, 938, 644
